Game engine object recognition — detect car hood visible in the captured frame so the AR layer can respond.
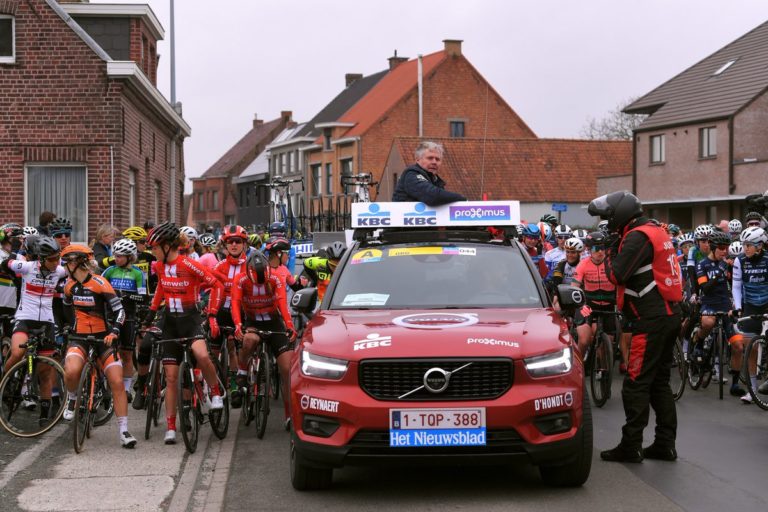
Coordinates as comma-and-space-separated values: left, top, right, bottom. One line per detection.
302, 308, 568, 361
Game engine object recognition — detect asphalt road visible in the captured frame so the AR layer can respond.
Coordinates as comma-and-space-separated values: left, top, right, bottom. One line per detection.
1, 373, 767, 512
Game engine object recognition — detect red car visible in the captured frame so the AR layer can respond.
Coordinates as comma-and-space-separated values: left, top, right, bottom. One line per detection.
289, 207, 589, 490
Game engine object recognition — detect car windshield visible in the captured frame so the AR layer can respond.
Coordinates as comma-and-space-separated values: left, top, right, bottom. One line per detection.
329, 242, 543, 309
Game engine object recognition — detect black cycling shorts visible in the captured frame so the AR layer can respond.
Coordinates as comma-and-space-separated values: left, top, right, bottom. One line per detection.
739, 304, 768, 336
118, 319, 138, 351
244, 317, 291, 357
13, 319, 57, 353
212, 308, 235, 349
161, 313, 204, 366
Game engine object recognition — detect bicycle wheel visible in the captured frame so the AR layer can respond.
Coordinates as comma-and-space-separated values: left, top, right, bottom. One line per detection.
74, 363, 94, 453
745, 336, 768, 410
671, 337, 686, 401
209, 358, 230, 440
93, 376, 114, 427
177, 361, 200, 454
270, 351, 280, 401
589, 333, 612, 408
254, 344, 271, 439
144, 358, 160, 440
0, 356, 66, 437
242, 357, 256, 426
717, 329, 725, 400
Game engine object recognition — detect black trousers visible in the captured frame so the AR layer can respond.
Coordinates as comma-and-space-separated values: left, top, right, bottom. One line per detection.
621, 314, 681, 449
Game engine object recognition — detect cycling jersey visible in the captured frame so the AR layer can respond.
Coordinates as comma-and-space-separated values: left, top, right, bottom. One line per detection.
230, 272, 293, 329
523, 246, 548, 279
271, 264, 299, 290
0, 249, 17, 309
213, 255, 247, 309
574, 258, 616, 308
304, 257, 335, 301
696, 257, 731, 311
552, 259, 579, 286
63, 274, 125, 335
150, 255, 224, 316
199, 252, 219, 269
687, 246, 708, 291
2, 260, 67, 323
544, 246, 566, 276
733, 251, 768, 310
101, 264, 146, 316
134, 251, 157, 294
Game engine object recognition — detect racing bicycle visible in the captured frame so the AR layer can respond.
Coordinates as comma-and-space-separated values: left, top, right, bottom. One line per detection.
739, 313, 768, 410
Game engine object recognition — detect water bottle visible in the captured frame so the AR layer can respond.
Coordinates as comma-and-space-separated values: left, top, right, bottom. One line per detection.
194, 369, 203, 382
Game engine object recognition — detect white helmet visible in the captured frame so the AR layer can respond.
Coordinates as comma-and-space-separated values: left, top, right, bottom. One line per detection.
555, 224, 572, 237
541, 223, 552, 240
694, 224, 714, 240
740, 226, 767, 244
728, 219, 742, 234
112, 238, 137, 257
198, 233, 217, 248
180, 226, 198, 241
573, 229, 589, 240
597, 220, 609, 233
564, 237, 584, 252
728, 241, 743, 257
678, 233, 695, 246
23, 226, 38, 237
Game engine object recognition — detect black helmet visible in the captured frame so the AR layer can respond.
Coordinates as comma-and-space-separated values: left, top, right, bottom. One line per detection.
34, 236, 61, 259
265, 237, 291, 253
326, 241, 346, 260
49, 217, 73, 236
540, 214, 558, 226
147, 221, 180, 247
745, 211, 762, 222
246, 251, 269, 284
268, 221, 286, 235
143, 220, 156, 231
709, 229, 731, 247
2, 223, 23, 238
585, 231, 607, 248
588, 191, 643, 232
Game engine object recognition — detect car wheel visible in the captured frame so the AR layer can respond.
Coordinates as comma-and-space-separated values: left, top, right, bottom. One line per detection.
539, 391, 593, 487
290, 439, 333, 491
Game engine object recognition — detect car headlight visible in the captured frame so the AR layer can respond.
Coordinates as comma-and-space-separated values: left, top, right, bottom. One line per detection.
524, 347, 572, 377
300, 349, 348, 380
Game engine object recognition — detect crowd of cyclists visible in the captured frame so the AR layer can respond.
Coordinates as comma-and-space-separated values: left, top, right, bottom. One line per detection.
0, 216, 347, 449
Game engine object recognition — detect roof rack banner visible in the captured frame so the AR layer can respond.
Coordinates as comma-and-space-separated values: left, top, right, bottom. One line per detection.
351, 201, 520, 228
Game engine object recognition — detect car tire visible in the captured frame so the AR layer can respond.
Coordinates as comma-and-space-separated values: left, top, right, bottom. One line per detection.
539, 391, 593, 487
290, 439, 333, 491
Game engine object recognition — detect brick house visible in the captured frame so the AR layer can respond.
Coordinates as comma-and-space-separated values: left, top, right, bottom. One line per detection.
385, 137, 632, 227
623, 20, 768, 229
303, 40, 536, 230
0, 0, 190, 242
190, 112, 292, 231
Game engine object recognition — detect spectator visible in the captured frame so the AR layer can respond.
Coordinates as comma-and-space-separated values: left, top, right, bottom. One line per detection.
392, 141, 466, 206
91, 224, 116, 269
36, 211, 56, 236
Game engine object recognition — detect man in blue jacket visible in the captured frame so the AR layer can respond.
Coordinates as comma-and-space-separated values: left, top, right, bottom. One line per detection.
392, 141, 466, 205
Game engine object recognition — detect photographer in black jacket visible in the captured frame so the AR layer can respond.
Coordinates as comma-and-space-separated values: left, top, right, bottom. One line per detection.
589, 191, 683, 463
392, 141, 466, 205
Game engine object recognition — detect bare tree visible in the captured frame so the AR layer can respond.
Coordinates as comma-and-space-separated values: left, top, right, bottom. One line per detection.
580, 97, 647, 140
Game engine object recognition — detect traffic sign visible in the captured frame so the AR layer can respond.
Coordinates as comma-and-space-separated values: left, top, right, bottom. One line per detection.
551, 203, 568, 212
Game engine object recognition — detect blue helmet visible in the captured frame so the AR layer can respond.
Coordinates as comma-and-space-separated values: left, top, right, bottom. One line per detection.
522, 224, 541, 237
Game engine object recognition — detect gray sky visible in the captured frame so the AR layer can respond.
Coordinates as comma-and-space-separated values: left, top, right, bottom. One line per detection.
103, 1, 767, 192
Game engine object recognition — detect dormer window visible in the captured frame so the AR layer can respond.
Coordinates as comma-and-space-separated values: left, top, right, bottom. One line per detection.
713, 59, 737, 76
323, 128, 332, 151
0, 14, 15, 64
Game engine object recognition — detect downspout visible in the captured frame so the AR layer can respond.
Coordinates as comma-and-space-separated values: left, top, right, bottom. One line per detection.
631, 132, 638, 194
170, 130, 181, 223
728, 117, 735, 195
110, 145, 115, 228
417, 55, 423, 137
170, 0, 178, 223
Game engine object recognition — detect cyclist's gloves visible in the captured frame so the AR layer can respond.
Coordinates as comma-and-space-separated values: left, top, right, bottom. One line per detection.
104, 333, 118, 347
142, 309, 157, 329
208, 315, 220, 339
234, 324, 244, 340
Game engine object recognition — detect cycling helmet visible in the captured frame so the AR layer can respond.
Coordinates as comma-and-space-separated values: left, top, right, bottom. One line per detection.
740, 226, 767, 244
728, 241, 743, 257
564, 237, 584, 252
708, 230, 731, 247
179, 226, 198, 241
588, 191, 643, 232
112, 238, 138, 257
554, 224, 572, 237
33, 236, 60, 259
122, 226, 148, 242
246, 251, 270, 284
597, 220, 609, 233
268, 221, 286, 235
728, 219, 742, 234
326, 241, 346, 260
265, 237, 291, 253
247, 233, 262, 247
667, 224, 681, 236
585, 231, 607, 248
745, 211, 763, 223
573, 229, 589, 240
147, 222, 180, 247
49, 217, 72, 236
540, 214, 558, 226
694, 224, 714, 240
221, 224, 247, 241
540, 223, 552, 240
199, 233, 217, 248
61, 244, 93, 263
2, 223, 23, 238
522, 224, 541, 238
143, 220, 156, 231
23, 226, 38, 237
678, 233, 695, 246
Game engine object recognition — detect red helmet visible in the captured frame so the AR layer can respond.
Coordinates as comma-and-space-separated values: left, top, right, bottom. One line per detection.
221, 224, 247, 242
246, 251, 270, 284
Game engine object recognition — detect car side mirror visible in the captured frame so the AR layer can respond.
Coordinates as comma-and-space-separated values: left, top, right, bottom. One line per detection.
291, 288, 318, 319
556, 285, 584, 311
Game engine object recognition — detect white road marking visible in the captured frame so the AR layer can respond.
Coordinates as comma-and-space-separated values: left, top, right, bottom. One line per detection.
0, 423, 67, 490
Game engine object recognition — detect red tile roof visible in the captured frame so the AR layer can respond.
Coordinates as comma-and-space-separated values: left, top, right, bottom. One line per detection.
391, 137, 632, 203
201, 117, 286, 178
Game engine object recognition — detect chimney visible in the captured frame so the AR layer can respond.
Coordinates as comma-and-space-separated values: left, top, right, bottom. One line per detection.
280, 110, 293, 122
345, 73, 363, 87
253, 114, 263, 129
388, 50, 408, 70
443, 39, 463, 57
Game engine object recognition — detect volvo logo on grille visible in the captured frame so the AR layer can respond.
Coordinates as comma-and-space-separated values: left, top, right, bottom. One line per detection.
423, 367, 450, 394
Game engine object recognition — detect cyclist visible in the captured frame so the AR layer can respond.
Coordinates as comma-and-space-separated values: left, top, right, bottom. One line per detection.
745, 211, 763, 229
667, 224, 681, 238
49, 218, 75, 343
122, 226, 157, 294
59, 244, 136, 448
728, 219, 743, 240
231, 251, 296, 427
546, 237, 583, 297
688, 224, 713, 297
266, 237, 305, 294
520, 224, 548, 278
198, 233, 220, 269
693, 229, 744, 396
572, 231, 617, 355
732, 226, 768, 403
101, 238, 147, 402
544, 224, 571, 276
0, 227, 18, 341
0, 236, 65, 425
268, 222, 297, 273
212, 225, 249, 407
179, 226, 201, 261
303, 241, 346, 304
247, 233, 263, 252
142, 222, 225, 444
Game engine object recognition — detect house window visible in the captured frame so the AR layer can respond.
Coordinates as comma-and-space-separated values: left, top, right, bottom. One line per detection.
278, 154, 285, 176
340, 158, 353, 194
700, 127, 717, 158
294, 150, 300, 172
668, 207, 693, 231
650, 134, 665, 164
311, 164, 321, 196
713, 59, 736, 76
0, 15, 15, 63
154, 181, 161, 222
27, 166, 87, 242
450, 121, 465, 138
128, 169, 137, 227
212, 190, 219, 210
323, 128, 332, 151
197, 192, 204, 211
325, 163, 333, 195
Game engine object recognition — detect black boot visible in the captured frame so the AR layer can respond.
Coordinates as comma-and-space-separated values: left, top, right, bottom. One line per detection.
600, 444, 643, 463
642, 443, 677, 461
132, 375, 148, 410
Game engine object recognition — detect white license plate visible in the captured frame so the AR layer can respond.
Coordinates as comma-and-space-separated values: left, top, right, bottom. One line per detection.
389, 408, 486, 447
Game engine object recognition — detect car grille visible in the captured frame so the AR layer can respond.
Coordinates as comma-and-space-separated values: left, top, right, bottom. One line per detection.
358, 358, 513, 401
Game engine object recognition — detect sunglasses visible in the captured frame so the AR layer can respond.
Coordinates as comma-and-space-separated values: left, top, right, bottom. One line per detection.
565, 250, 581, 254
715, 245, 729, 251
747, 222, 761, 227
44, 255, 61, 263
53, 232, 71, 238
137, 239, 147, 244
556, 235, 571, 239
591, 246, 605, 251
226, 239, 244, 245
